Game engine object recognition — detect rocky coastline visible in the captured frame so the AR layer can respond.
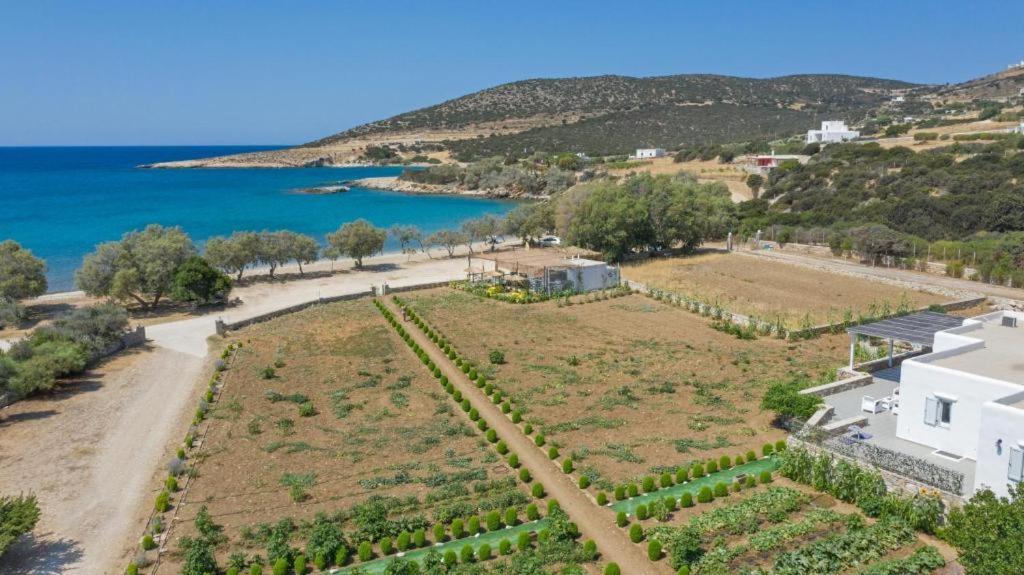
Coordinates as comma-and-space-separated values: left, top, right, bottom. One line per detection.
346, 176, 545, 199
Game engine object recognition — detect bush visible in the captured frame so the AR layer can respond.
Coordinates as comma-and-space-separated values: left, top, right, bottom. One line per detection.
451, 518, 465, 539
731, 480, 742, 493
548, 447, 559, 459
616, 511, 628, 527
675, 467, 688, 483
517, 531, 531, 551
579, 475, 590, 489
499, 538, 512, 555
677, 566, 690, 575
526, 503, 540, 521
759, 470, 773, 483
272, 558, 289, 575
444, 550, 457, 566
293, 555, 306, 574
535, 434, 546, 446
523, 423, 533, 435
763, 443, 774, 457
660, 473, 673, 488
396, 531, 410, 551
433, 523, 446, 543
489, 350, 505, 364
636, 504, 649, 520
735, 454, 745, 466
334, 546, 348, 566
775, 439, 787, 452
596, 491, 607, 505
154, 490, 170, 512
614, 485, 626, 501
761, 379, 822, 420
166, 475, 179, 492
627, 484, 639, 498
501, 401, 511, 413
469, 408, 479, 421
680, 492, 694, 507
706, 460, 718, 474
467, 515, 480, 535
714, 482, 729, 497
648, 539, 663, 561
413, 528, 426, 548
697, 486, 713, 503
745, 474, 757, 488
746, 449, 757, 462
380, 536, 393, 555
642, 476, 656, 492
486, 510, 501, 531
519, 468, 532, 483
504, 506, 517, 526
718, 455, 731, 469
691, 463, 704, 478
511, 410, 522, 423
141, 534, 156, 550
125, 565, 139, 575
486, 429, 498, 443
460, 544, 474, 564
496, 440, 508, 455
562, 458, 574, 473
478, 543, 492, 561
605, 563, 621, 575
357, 541, 372, 562
250, 565, 263, 575
582, 539, 598, 559
629, 523, 644, 543
507, 453, 520, 468
531, 483, 545, 498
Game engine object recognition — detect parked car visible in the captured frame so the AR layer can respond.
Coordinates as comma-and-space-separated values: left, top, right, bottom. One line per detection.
538, 235, 561, 246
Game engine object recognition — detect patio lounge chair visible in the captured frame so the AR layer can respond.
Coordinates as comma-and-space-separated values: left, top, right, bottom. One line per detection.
861, 395, 885, 414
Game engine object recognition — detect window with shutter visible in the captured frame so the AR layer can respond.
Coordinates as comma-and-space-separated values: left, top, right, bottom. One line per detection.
924, 396, 939, 426
1009, 447, 1024, 482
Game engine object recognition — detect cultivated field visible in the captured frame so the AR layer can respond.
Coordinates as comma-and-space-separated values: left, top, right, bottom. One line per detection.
159, 299, 533, 571
623, 252, 942, 328
402, 288, 845, 489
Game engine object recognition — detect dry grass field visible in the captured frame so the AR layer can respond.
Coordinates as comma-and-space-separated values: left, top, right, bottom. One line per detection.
623, 252, 942, 328
160, 298, 530, 571
402, 288, 845, 489
604, 156, 754, 202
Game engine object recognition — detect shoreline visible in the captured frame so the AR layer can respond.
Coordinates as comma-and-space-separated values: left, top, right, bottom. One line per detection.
347, 175, 548, 200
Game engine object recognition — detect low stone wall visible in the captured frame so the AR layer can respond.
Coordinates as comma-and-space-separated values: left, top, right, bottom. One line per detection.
800, 373, 873, 397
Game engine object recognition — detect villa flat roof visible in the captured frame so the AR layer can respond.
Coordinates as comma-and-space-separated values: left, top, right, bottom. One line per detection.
847, 311, 964, 346
930, 321, 1024, 385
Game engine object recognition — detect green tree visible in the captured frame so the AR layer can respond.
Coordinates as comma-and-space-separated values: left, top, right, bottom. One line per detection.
204, 232, 261, 280
945, 484, 1024, 575
76, 224, 195, 309
0, 241, 47, 301
327, 219, 386, 268
745, 173, 764, 199
171, 256, 232, 304
761, 378, 822, 420
0, 495, 40, 558
426, 230, 468, 258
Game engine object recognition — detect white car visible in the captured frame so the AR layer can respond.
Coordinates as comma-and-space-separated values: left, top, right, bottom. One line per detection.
538, 235, 561, 246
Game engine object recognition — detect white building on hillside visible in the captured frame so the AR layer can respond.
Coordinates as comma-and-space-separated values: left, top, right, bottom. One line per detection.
1015, 121, 1024, 134
635, 148, 666, 159
896, 310, 1024, 497
805, 121, 860, 144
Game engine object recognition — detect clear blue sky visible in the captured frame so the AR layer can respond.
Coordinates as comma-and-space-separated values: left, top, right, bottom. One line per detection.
2, 0, 1021, 145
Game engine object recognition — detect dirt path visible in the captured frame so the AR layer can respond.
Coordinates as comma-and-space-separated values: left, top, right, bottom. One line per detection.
738, 249, 1024, 305
380, 298, 671, 575
0, 346, 208, 575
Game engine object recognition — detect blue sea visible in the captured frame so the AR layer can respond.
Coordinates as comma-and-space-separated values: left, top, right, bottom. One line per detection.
0, 147, 518, 292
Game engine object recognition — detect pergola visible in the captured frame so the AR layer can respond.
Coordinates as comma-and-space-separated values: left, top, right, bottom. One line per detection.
846, 311, 964, 370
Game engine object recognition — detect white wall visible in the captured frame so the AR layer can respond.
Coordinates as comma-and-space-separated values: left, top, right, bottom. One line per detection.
975, 394, 1024, 498
898, 359, 1020, 460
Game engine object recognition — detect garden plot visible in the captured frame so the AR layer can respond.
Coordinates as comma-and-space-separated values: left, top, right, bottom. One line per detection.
159, 298, 532, 572
623, 252, 941, 328
402, 288, 844, 487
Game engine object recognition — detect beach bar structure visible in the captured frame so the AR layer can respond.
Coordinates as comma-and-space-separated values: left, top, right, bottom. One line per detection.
468, 250, 620, 294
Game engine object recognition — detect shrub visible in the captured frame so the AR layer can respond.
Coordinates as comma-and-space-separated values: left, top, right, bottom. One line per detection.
535, 434, 546, 446
451, 518, 465, 539
735, 454, 745, 466
478, 543, 492, 561
582, 539, 598, 559
380, 536, 393, 555
675, 467, 688, 484
714, 482, 729, 497
660, 473, 673, 488
519, 468, 532, 482
746, 449, 757, 461
496, 440, 508, 455
614, 485, 626, 501
636, 504, 649, 520
763, 443, 775, 457
511, 410, 522, 423
469, 408, 479, 420
486, 429, 498, 443
517, 531, 531, 551
489, 350, 505, 364
293, 555, 306, 574
706, 460, 718, 474
677, 566, 690, 575
616, 511, 628, 527
468, 516, 480, 535
486, 510, 501, 531
334, 546, 348, 566
433, 523, 446, 543
126, 564, 139, 575
250, 565, 263, 575
396, 531, 410, 551
141, 534, 156, 550
413, 528, 426, 548
680, 492, 694, 507
499, 538, 512, 555
443, 550, 457, 566
460, 544, 474, 564
166, 476, 179, 492
531, 483, 545, 498
504, 506, 517, 526
596, 491, 607, 505
627, 484, 639, 498
629, 523, 644, 543
648, 539, 663, 561
477, 419, 488, 431
548, 500, 560, 514
775, 439, 787, 452
549, 447, 559, 459
468, 369, 478, 380
605, 563, 621, 575
562, 458, 574, 473
718, 455, 731, 470
691, 463, 705, 478
523, 424, 533, 435
501, 401, 511, 414
731, 480, 742, 493
507, 453, 520, 468
273, 558, 289, 575
155, 490, 169, 512
642, 476, 656, 493
759, 470, 773, 483
745, 474, 757, 488
526, 503, 540, 521
697, 486, 713, 503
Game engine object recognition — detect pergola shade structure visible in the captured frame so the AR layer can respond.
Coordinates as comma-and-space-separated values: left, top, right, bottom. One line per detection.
846, 311, 964, 369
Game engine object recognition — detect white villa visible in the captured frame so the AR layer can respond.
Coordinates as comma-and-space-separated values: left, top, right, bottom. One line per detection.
805, 121, 860, 145
634, 148, 666, 159
1014, 121, 1024, 134
897, 310, 1024, 497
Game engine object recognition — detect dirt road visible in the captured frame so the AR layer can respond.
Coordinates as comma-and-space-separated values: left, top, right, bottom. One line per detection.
380, 298, 671, 575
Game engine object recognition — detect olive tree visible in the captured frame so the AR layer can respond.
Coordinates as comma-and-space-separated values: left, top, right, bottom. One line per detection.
75, 224, 195, 309
326, 219, 386, 268
204, 232, 261, 280
0, 240, 47, 301
171, 256, 232, 304
427, 230, 467, 258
